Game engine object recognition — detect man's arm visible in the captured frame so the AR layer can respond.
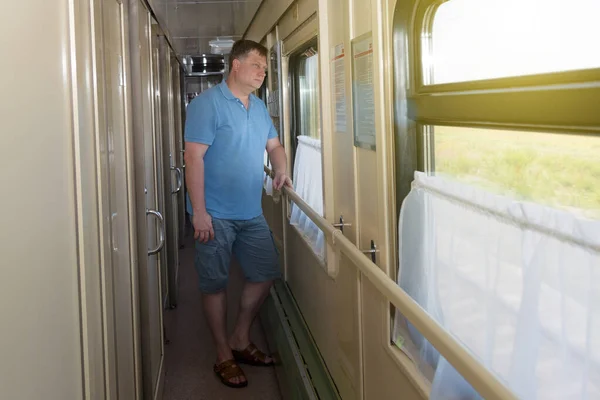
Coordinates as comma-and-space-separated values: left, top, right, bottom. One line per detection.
266, 137, 292, 190
184, 142, 214, 242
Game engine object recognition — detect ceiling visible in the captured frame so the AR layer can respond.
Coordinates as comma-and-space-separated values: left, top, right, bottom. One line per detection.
150, 0, 263, 56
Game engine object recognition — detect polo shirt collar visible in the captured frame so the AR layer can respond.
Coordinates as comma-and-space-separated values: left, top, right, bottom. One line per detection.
218, 80, 237, 101
218, 80, 257, 105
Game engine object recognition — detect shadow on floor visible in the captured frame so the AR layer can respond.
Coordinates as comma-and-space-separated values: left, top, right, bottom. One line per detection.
162, 234, 282, 400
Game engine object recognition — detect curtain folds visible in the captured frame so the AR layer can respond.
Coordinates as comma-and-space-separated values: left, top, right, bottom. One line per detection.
393, 172, 600, 399
290, 135, 325, 261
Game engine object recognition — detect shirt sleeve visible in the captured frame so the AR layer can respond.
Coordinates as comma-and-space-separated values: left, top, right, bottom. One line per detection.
267, 120, 278, 140
184, 95, 217, 145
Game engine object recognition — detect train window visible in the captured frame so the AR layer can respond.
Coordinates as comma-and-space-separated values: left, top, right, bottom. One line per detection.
424, 126, 600, 219
424, 0, 600, 84
393, 0, 600, 396
295, 51, 320, 140
288, 42, 325, 261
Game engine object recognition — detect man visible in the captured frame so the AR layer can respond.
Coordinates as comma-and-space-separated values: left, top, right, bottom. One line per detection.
184, 40, 291, 389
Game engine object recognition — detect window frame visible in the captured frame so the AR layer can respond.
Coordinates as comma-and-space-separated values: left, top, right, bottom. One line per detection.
414, 0, 600, 92
390, 0, 600, 390
407, 0, 600, 133
268, 41, 285, 146
409, 0, 600, 212
283, 37, 327, 265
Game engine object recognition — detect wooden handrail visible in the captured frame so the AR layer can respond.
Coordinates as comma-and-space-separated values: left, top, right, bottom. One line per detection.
264, 165, 517, 400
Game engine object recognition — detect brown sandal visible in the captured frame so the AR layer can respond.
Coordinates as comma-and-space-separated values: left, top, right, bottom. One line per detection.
232, 343, 275, 367
213, 359, 248, 388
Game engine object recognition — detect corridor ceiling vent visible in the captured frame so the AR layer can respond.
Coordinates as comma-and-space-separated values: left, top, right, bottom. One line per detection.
182, 53, 225, 77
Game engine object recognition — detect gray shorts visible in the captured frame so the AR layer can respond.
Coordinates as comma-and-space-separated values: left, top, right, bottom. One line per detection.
192, 214, 281, 293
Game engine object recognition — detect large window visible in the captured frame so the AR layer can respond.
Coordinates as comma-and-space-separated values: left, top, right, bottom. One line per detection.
288, 42, 325, 261
426, 0, 600, 84
393, 0, 600, 398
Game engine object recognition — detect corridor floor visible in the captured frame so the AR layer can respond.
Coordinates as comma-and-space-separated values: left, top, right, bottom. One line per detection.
162, 232, 282, 400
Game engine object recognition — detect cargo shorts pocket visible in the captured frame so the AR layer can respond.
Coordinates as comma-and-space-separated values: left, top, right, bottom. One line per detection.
194, 239, 229, 280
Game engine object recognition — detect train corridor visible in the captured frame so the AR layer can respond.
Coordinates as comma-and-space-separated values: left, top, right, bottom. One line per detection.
162, 230, 282, 399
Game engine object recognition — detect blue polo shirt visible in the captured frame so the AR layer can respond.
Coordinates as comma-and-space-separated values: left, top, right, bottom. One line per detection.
184, 80, 278, 220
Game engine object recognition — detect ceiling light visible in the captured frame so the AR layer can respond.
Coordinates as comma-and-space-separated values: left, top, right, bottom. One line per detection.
209, 37, 235, 54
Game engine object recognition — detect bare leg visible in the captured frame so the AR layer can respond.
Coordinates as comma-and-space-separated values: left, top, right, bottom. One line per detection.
202, 291, 246, 385
229, 280, 273, 362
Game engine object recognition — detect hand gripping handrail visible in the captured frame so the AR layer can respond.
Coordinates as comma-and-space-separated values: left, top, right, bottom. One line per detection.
264, 165, 517, 400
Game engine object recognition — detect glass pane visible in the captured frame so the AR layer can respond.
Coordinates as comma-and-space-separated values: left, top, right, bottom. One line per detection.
298, 53, 320, 139
429, 126, 600, 219
428, 0, 600, 84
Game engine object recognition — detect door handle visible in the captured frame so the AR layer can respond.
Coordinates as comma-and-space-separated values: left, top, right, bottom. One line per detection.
111, 212, 118, 252
171, 166, 183, 194
147, 209, 165, 255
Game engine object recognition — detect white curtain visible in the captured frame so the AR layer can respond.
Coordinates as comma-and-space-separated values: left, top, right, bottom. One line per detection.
263, 150, 274, 196
393, 171, 600, 399
290, 135, 325, 260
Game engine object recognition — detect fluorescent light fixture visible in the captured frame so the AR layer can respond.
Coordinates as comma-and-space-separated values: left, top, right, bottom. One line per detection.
209, 37, 235, 54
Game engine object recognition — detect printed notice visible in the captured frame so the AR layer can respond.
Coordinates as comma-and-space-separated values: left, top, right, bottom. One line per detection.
351, 34, 376, 150
331, 43, 346, 133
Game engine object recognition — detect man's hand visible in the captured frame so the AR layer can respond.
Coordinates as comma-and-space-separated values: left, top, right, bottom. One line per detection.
266, 138, 290, 191
273, 171, 292, 191
193, 210, 214, 243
